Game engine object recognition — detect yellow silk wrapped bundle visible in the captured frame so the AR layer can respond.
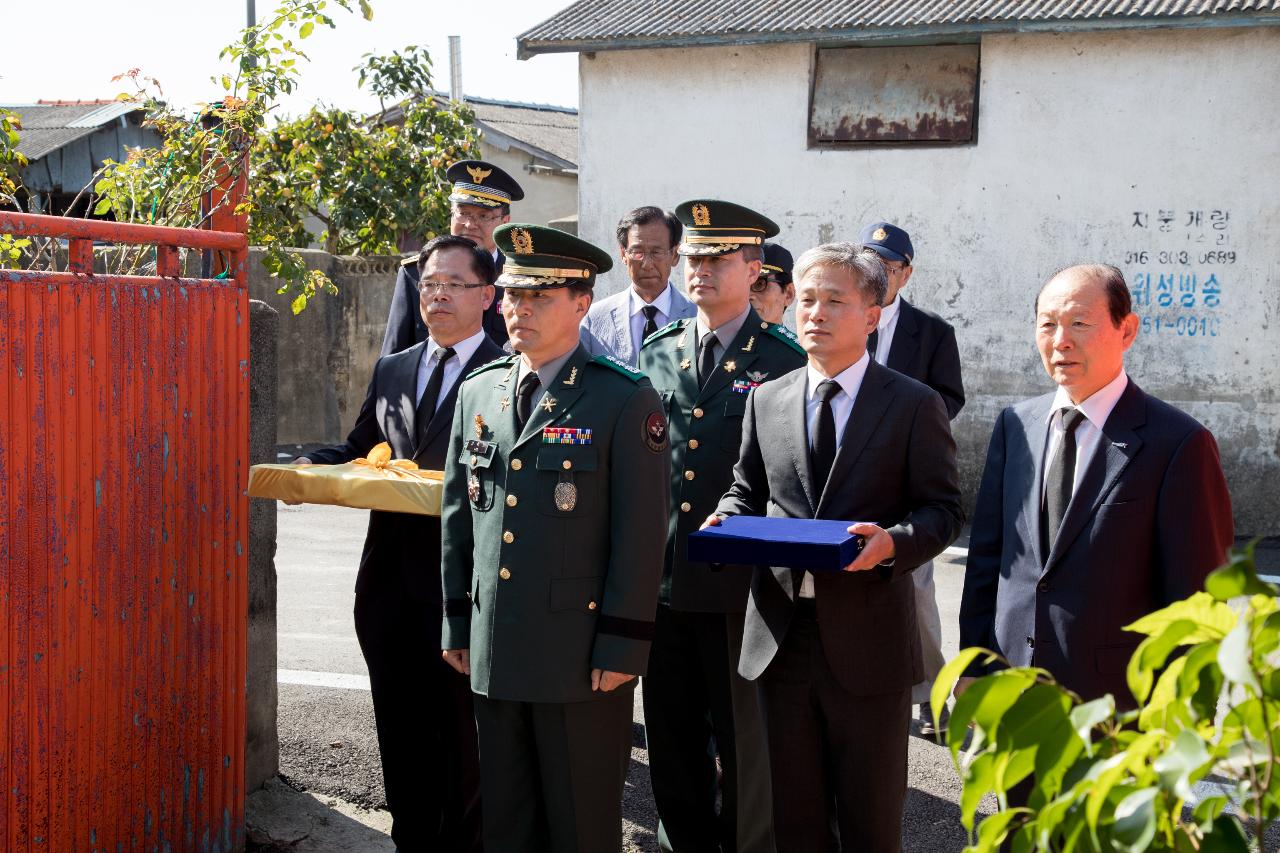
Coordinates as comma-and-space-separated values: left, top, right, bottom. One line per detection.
247, 443, 444, 516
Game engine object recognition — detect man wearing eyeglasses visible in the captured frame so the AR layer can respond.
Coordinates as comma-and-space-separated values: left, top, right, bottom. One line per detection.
748, 242, 796, 327
381, 159, 524, 356
296, 234, 503, 852
857, 221, 965, 742
581, 206, 696, 367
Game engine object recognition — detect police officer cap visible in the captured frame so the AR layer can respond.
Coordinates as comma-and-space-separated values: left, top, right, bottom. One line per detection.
858, 221, 914, 265
446, 159, 526, 209
493, 224, 614, 290
761, 242, 794, 286
675, 199, 779, 257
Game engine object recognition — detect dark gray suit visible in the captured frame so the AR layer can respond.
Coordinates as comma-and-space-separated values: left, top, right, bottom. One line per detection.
958, 379, 1234, 707
308, 335, 503, 852
381, 255, 509, 356
718, 361, 963, 853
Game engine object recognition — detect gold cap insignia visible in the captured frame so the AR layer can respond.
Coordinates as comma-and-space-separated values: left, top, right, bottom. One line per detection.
511, 228, 534, 255
466, 165, 492, 184
692, 203, 711, 227
873, 227, 888, 242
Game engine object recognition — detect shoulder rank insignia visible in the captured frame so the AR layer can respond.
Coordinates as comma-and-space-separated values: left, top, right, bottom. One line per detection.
642, 319, 686, 348
764, 323, 805, 355
400, 255, 417, 268
591, 354, 645, 382
465, 355, 518, 380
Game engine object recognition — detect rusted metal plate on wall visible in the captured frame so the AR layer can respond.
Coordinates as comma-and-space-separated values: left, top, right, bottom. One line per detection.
0, 214, 249, 851
809, 43, 980, 144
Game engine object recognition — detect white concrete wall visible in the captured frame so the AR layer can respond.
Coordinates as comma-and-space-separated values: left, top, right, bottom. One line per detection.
479, 141, 578, 227
577, 26, 1280, 534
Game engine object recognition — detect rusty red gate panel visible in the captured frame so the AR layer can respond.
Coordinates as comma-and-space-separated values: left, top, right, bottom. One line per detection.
0, 212, 249, 851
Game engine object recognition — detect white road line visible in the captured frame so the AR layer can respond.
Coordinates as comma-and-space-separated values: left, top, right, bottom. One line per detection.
278, 668, 371, 691
278, 632, 361, 643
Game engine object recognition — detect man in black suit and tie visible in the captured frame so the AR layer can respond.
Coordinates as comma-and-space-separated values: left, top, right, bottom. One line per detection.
858, 221, 965, 736
958, 263, 1234, 707
380, 159, 522, 355
298, 235, 503, 852
706, 243, 963, 852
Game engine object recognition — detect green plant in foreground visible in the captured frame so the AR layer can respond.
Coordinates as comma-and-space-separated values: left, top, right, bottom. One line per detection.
935, 543, 1279, 851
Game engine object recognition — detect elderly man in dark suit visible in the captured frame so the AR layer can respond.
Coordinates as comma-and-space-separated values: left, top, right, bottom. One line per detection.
298, 235, 503, 852
858, 221, 965, 736
958, 263, 1234, 707
706, 242, 963, 852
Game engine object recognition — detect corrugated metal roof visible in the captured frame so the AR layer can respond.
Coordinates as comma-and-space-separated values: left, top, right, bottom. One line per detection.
518, 0, 1280, 55
3, 101, 144, 161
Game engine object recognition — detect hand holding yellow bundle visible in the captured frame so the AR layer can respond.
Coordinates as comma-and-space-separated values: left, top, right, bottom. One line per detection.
247, 443, 444, 515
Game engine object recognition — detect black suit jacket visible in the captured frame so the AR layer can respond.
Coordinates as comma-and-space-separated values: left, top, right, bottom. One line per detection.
717, 361, 964, 695
958, 379, 1234, 705
309, 335, 505, 603
380, 253, 508, 356
882, 297, 965, 420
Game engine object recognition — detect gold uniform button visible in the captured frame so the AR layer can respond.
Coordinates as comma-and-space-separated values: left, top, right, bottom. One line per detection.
503, 531, 515, 544
470, 455, 478, 465
688, 439, 700, 450
680, 502, 692, 513
511, 458, 523, 471
562, 459, 572, 470
506, 495, 518, 507
693, 407, 704, 419
684, 470, 695, 481
499, 567, 511, 580
587, 601, 598, 611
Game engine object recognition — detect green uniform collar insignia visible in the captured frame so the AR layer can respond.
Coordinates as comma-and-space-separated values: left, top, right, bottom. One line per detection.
641, 318, 687, 348
465, 354, 518, 380
764, 323, 805, 355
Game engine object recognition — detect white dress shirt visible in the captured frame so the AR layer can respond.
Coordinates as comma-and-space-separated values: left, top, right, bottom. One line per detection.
798, 352, 872, 598
871, 295, 902, 366
629, 283, 674, 355
1042, 369, 1130, 500
416, 329, 487, 412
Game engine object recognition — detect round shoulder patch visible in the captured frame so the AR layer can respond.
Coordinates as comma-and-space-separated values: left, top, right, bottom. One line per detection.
644, 411, 669, 453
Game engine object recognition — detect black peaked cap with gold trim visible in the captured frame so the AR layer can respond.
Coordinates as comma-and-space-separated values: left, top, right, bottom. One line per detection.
761, 242, 794, 285
494, 223, 614, 289
446, 159, 525, 209
675, 199, 779, 257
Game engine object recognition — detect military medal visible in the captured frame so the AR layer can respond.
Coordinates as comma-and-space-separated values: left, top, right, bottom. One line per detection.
543, 427, 592, 445
747, 370, 768, 382
467, 474, 481, 502
554, 479, 577, 511
680, 359, 691, 370
540, 394, 557, 413
474, 414, 486, 438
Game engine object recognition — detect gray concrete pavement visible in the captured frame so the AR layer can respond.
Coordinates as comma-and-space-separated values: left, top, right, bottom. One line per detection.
264, 500, 988, 851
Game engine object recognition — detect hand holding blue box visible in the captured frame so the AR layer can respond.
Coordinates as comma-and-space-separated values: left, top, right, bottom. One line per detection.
687, 516, 866, 572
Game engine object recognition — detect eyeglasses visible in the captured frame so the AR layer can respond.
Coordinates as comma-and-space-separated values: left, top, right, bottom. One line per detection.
451, 206, 506, 224
418, 281, 490, 295
750, 277, 780, 293
624, 247, 673, 262
883, 262, 910, 274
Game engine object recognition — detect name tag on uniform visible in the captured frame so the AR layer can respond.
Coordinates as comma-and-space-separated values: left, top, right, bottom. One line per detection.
465, 439, 491, 455
542, 427, 592, 445
732, 379, 761, 395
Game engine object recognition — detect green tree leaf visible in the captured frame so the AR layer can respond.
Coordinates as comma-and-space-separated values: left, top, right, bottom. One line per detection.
299, 20, 314, 38
1151, 729, 1211, 800
1218, 620, 1260, 693
1125, 592, 1236, 641
1069, 695, 1114, 755
1110, 787, 1157, 852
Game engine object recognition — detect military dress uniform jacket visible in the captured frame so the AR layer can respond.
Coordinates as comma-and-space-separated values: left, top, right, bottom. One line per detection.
440, 345, 671, 703
639, 309, 806, 613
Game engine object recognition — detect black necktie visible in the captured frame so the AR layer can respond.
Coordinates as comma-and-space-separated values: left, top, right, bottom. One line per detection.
697, 331, 718, 390
810, 379, 841, 490
867, 328, 879, 362
1042, 408, 1086, 556
515, 371, 541, 431
415, 346, 455, 446
641, 305, 660, 340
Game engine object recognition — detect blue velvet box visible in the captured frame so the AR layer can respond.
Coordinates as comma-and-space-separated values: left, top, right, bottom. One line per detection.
686, 516, 865, 572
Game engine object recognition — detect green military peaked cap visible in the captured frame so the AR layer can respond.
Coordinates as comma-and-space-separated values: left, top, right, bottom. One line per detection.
675, 199, 780, 257
493, 223, 614, 289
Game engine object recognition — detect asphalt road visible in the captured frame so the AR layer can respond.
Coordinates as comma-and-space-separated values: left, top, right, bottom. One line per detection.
273, 499, 989, 851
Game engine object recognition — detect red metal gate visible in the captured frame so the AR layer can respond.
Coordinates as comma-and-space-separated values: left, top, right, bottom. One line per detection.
0, 212, 249, 851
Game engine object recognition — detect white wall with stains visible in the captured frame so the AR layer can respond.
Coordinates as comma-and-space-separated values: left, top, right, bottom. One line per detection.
575, 26, 1280, 534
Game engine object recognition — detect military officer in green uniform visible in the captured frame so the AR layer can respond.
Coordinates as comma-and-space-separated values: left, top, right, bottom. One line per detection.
639, 200, 806, 853
441, 223, 671, 853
